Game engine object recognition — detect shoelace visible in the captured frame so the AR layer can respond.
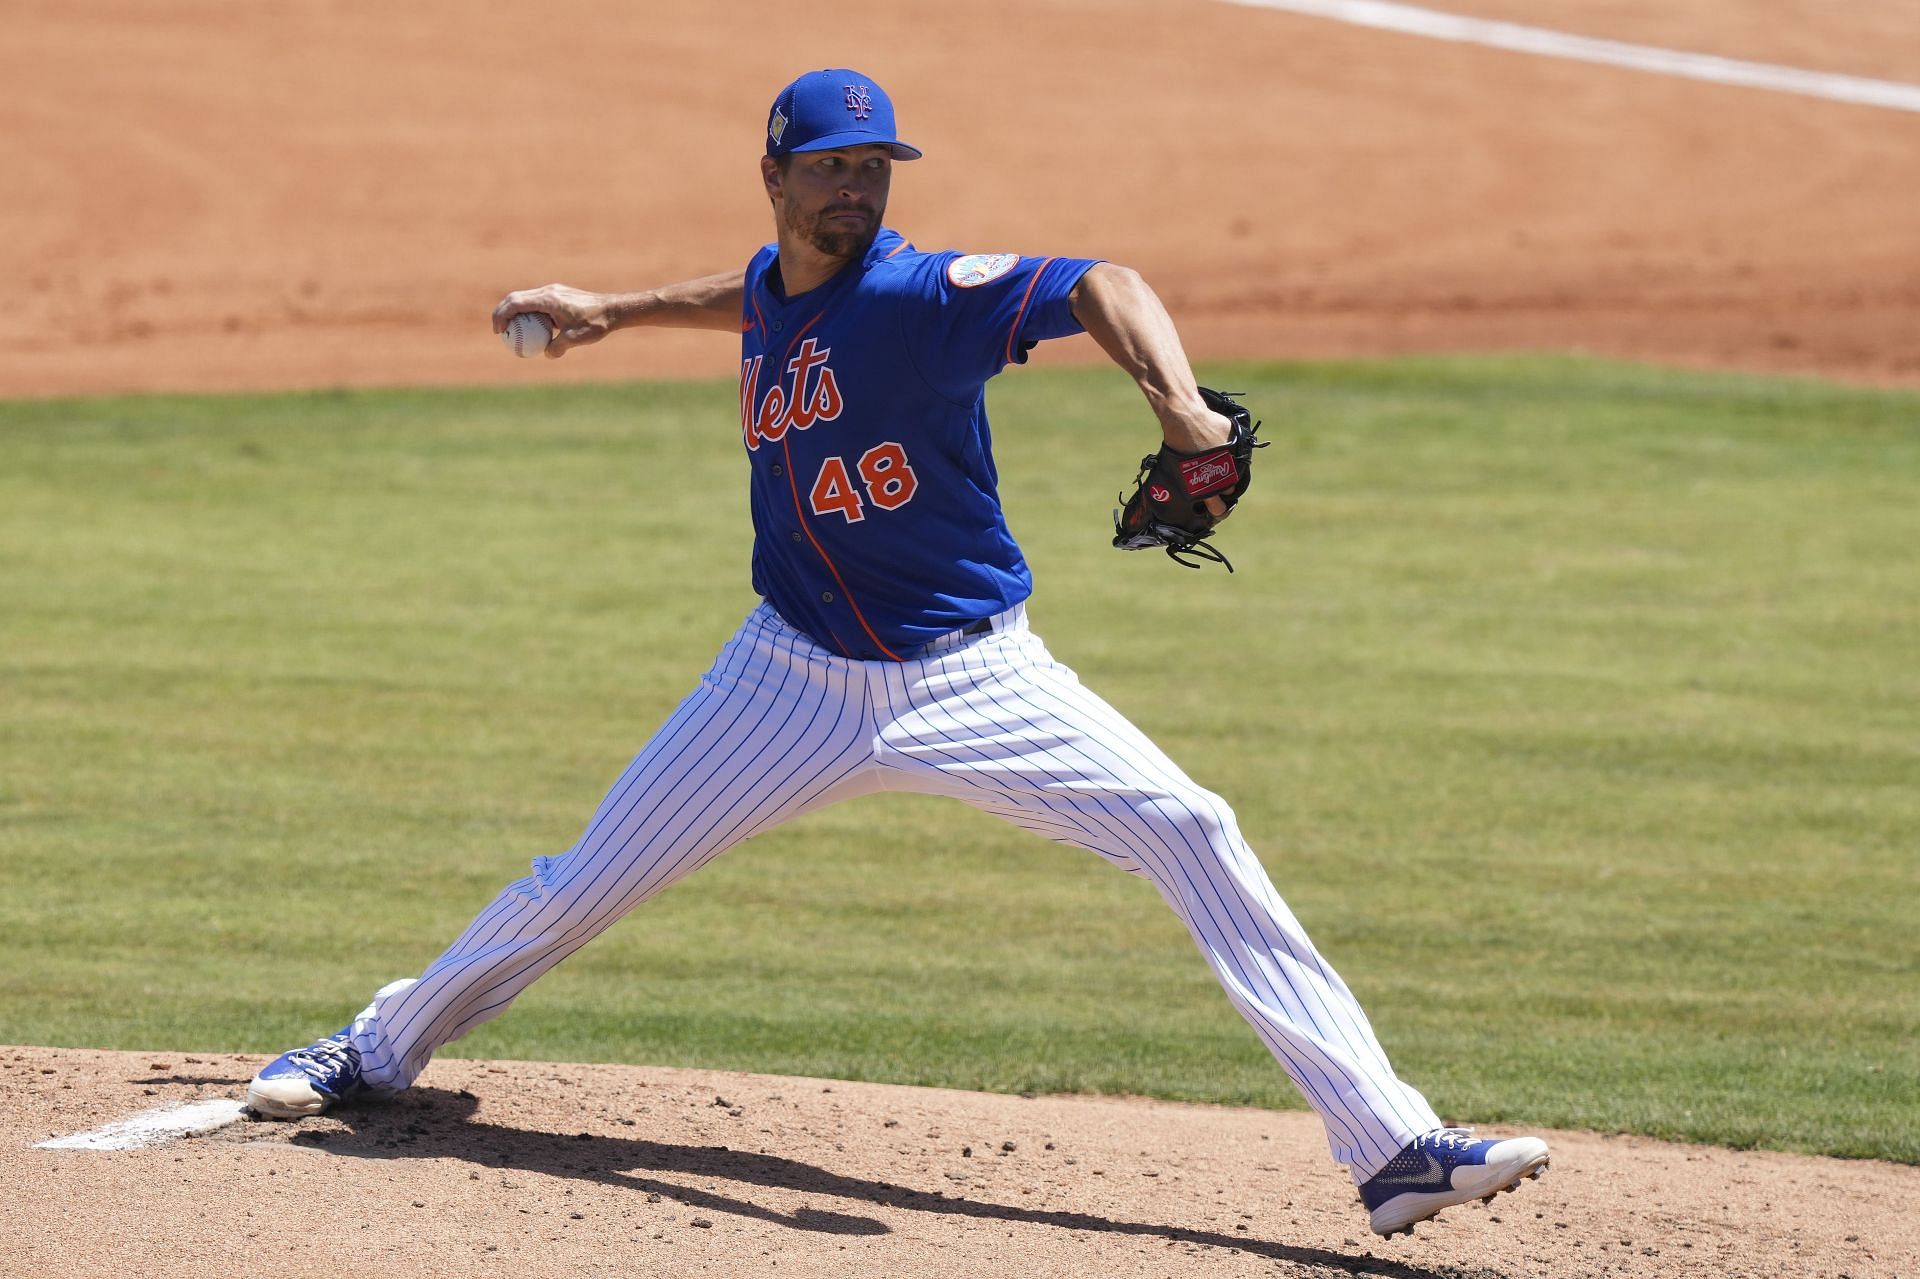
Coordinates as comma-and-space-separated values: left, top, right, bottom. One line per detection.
287, 1036, 355, 1074
1427, 1128, 1479, 1152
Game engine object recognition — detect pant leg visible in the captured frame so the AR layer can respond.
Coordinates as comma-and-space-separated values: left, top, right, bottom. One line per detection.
872, 612, 1441, 1180
353, 605, 882, 1091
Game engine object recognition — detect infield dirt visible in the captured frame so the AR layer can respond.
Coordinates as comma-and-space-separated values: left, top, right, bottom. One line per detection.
5, 0, 1920, 399
7, 1046, 1918, 1279
6, 3, 1919, 1276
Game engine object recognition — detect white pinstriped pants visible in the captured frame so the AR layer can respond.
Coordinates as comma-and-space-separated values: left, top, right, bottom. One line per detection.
349, 601, 1442, 1180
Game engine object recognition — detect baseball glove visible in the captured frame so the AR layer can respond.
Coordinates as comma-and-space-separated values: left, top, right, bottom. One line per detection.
1112, 386, 1265, 571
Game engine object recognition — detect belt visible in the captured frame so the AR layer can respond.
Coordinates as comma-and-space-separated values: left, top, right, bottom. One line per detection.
913, 614, 997, 659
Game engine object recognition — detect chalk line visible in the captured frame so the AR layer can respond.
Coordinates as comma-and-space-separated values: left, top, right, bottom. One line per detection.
1222, 0, 1920, 113
36, 1099, 249, 1151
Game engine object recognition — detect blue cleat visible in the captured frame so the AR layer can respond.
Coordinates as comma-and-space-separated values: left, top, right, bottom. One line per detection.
245, 1029, 363, 1119
1360, 1128, 1550, 1236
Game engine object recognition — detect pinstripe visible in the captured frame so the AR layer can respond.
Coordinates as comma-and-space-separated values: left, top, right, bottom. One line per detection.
902, 673, 1380, 1164
975, 702, 1428, 1152
436, 642, 847, 1023
467, 626, 858, 1009
980, 632, 1437, 1161
874, 625, 1433, 1169
434, 612, 780, 958
360, 610, 875, 1086
873, 641, 1377, 1154
364, 621, 794, 1070
346, 605, 1437, 1181
879, 636, 1377, 1155
543, 626, 823, 913
381, 624, 828, 1073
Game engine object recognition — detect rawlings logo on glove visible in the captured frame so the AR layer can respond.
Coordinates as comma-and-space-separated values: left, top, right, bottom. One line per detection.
1113, 387, 1265, 571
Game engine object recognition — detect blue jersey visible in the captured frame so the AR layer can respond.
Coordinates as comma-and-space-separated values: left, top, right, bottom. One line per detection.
738, 228, 1099, 661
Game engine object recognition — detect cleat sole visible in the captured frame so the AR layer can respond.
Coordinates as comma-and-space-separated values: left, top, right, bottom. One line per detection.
1367, 1147, 1550, 1236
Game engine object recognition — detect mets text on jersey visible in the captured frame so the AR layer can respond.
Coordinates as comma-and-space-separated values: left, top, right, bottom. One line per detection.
740, 338, 843, 450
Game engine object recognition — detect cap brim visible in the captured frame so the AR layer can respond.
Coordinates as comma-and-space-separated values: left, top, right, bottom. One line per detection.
787, 131, 922, 160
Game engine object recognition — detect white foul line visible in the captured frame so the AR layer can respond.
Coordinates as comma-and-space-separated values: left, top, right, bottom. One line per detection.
35, 1099, 249, 1151
1221, 0, 1920, 114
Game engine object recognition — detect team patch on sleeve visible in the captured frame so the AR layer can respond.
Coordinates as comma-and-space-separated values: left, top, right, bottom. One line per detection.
947, 253, 1021, 288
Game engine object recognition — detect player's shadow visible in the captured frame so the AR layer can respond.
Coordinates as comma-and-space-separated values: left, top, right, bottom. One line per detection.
134, 1073, 253, 1087
286, 1086, 1470, 1279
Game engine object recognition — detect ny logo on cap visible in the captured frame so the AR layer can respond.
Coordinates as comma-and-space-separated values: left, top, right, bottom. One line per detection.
844, 84, 873, 120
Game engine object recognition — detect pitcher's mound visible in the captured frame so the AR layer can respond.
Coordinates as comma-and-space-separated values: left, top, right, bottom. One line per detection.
4, 1045, 1914, 1278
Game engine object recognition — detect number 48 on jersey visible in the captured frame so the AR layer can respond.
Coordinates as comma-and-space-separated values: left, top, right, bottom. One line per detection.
810, 441, 918, 523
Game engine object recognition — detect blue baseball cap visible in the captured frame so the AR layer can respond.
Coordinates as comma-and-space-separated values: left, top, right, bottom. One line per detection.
766, 69, 922, 161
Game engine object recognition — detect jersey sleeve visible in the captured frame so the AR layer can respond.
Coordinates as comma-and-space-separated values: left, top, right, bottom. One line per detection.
904, 252, 1103, 401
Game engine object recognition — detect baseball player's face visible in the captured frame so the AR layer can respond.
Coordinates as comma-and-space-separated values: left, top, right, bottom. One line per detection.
766, 145, 893, 260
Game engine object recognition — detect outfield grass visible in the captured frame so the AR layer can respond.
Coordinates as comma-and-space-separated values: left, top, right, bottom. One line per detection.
2, 356, 1914, 1162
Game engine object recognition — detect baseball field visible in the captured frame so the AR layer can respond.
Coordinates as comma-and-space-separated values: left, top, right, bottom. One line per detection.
4, 3, 1918, 1278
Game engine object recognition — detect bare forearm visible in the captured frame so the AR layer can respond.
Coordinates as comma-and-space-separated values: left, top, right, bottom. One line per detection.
492, 270, 746, 358
602, 271, 747, 333
1070, 262, 1222, 451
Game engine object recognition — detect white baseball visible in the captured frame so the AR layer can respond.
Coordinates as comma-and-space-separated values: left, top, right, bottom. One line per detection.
501, 312, 554, 359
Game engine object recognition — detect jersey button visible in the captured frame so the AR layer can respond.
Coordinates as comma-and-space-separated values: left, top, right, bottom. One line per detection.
790, 531, 802, 542
821, 591, 834, 603
770, 464, 783, 476
772, 320, 785, 332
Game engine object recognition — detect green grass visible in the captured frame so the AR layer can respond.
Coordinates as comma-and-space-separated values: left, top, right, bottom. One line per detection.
2, 356, 1915, 1163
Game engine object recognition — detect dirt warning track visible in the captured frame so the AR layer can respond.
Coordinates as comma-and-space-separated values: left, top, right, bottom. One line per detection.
5, 0, 1920, 399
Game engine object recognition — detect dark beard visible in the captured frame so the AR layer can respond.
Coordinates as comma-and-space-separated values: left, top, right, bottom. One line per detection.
788, 202, 879, 260
807, 225, 876, 258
